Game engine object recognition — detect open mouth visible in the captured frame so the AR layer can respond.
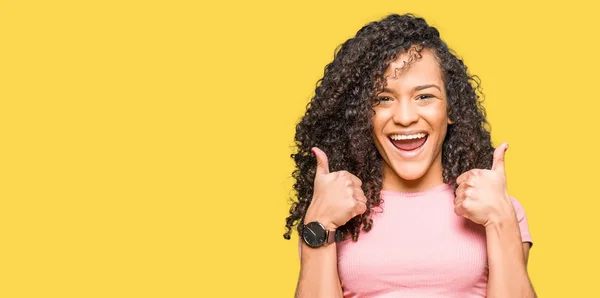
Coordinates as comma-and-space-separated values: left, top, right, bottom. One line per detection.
389, 133, 428, 152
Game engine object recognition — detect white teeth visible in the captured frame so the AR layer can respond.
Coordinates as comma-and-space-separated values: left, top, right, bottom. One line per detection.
389, 133, 427, 140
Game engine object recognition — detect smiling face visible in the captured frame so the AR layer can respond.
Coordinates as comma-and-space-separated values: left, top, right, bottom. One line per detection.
372, 48, 451, 192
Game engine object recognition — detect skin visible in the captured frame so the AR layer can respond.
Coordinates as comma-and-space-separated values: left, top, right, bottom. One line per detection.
456, 143, 535, 297
296, 50, 535, 298
372, 49, 450, 193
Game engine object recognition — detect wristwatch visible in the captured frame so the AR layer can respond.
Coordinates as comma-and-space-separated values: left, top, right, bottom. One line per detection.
301, 221, 343, 248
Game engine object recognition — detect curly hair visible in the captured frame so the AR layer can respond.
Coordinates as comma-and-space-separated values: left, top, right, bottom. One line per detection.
283, 13, 494, 242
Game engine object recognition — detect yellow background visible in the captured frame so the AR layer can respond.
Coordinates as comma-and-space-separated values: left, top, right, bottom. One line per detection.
1, 0, 598, 297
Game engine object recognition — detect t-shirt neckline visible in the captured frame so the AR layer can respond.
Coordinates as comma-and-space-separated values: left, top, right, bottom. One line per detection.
380, 183, 452, 197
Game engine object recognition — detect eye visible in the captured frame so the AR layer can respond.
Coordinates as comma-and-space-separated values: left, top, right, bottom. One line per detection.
416, 94, 435, 101
377, 96, 393, 102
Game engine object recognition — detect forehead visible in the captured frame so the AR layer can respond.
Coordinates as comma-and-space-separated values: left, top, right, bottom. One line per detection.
383, 49, 443, 87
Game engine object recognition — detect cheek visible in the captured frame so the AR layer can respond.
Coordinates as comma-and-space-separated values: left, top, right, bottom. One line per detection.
371, 108, 389, 132
371, 110, 389, 151
422, 105, 449, 131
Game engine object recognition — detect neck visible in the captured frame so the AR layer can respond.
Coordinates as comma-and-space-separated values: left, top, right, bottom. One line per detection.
381, 155, 445, 193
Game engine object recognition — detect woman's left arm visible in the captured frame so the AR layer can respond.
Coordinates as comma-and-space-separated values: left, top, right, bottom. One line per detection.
485, 214, 536, 298
453, 142, 536, 298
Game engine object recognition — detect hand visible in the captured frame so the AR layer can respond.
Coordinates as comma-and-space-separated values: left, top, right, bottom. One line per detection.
304, 147, 368, 230
454, 142, 516, 227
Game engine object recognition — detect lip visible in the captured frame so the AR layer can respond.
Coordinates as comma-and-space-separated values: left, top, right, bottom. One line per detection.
387, 130, 429, 137
387, 134, 429, 159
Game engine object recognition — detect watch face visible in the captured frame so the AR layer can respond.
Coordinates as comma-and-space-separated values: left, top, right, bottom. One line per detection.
302, 222, 326, 248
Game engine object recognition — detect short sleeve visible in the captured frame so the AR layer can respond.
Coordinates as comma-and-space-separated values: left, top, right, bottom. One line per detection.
509, 196, 533, 246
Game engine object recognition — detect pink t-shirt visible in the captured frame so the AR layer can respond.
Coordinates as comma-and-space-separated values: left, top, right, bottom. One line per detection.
300, 183, 532, 298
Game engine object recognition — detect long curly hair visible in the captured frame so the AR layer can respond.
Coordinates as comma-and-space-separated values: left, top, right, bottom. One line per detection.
283, 13, 493, 241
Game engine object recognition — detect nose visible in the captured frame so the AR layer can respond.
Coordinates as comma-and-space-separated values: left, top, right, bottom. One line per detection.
393, 99, 419, 126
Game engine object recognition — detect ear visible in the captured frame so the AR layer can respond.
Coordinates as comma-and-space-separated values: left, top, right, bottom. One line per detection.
447, 117, 453, 125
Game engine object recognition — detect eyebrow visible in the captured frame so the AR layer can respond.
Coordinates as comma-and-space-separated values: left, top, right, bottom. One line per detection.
382, 84, 441, 94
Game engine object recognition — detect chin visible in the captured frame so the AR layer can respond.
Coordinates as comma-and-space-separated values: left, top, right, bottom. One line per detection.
390, 163, 429, 181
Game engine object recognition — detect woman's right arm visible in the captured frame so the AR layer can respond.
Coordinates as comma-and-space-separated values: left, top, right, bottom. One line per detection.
295, 238, 343, 297
295, 147, 367, 298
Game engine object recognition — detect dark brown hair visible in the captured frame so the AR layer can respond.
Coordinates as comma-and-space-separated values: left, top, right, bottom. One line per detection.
284, 14, 493, 241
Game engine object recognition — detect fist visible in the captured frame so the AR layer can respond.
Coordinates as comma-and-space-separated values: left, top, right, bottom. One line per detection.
454, 142, 516, 227
304, 147, 368, 230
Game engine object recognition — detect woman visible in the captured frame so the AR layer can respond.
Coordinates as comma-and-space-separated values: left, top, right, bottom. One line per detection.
283, 14, 535, 297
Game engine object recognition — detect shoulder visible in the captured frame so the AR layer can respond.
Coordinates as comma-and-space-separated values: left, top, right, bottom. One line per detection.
508, 195, 527, 220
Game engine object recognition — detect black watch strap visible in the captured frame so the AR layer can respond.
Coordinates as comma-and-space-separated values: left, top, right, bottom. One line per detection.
332, 228, 344, 243
325, 228, 336, 244
324, 226, 344, 244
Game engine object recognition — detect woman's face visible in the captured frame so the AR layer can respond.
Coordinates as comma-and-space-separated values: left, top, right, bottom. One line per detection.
372, 49, 451, 191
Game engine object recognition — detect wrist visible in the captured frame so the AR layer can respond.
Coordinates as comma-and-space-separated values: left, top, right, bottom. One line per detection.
304, 211, 338, 230
484, 211, 518, 231
301, 221, 342, 248
485, 197, 517, 229
304, 218, 338, 230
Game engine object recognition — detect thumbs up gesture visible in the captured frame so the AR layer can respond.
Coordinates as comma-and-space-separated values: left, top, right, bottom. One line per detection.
454, 142, 517, 227
304, 147, 368, 230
